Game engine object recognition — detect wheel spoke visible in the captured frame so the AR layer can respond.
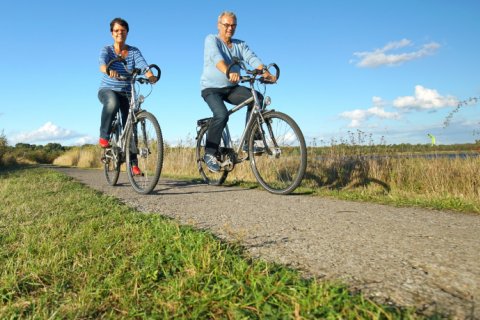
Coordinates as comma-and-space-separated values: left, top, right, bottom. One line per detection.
250, 112, 307, 194
126, 112, 163, 194
196, 124, 229, 185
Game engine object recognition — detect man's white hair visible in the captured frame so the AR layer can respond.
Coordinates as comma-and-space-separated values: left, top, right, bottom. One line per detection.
218, 11, 237, 22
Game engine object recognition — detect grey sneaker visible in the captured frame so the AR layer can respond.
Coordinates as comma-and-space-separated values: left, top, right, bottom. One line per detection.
203, 153, 220, 172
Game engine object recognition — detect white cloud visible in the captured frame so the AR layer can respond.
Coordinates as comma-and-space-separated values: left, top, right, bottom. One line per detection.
352, 39, 440, 68
73, 136, 96, 146
340, 96, 400, 127
393, 85, 458, 110
10, 122, 84, 145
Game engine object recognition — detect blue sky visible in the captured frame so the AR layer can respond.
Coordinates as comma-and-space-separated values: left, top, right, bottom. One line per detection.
1, 1, 479, 147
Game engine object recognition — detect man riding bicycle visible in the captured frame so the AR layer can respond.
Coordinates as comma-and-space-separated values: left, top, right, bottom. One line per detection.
200, 11, 276, 172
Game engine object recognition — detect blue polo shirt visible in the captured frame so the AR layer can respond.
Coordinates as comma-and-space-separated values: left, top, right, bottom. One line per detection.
200, 34, 263, 90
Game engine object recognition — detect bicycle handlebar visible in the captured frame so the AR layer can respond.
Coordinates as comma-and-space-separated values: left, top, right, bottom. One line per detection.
226, 58, 280, 83
105, 57, 161, 83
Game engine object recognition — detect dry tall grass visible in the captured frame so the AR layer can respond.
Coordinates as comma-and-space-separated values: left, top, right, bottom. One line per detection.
53, 143, 480, 210
304, 154, 480, 198
163, 145, 257, 182
53, 146, 102, 168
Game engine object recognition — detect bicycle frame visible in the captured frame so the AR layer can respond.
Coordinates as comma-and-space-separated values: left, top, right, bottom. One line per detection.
221, 87, 269, 156
196, 61, 306, 194
117, 87, 140, 154
105, 84, 141, 169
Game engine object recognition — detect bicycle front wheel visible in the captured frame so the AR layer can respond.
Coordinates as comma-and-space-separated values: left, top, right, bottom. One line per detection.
125, 111, 164, 194
249, 111, 307, 195
196, 124, 228, 186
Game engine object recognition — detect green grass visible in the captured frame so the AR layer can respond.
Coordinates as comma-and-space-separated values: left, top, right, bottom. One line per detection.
0, 165, 427, 319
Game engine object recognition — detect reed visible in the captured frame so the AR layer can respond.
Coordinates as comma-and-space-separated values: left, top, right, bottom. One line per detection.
53, 135, 480, 213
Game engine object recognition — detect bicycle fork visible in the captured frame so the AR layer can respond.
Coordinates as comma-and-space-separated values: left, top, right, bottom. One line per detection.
250, 110, 282, 159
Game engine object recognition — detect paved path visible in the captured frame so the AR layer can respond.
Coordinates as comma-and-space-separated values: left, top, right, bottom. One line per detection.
53, 167, 479, 319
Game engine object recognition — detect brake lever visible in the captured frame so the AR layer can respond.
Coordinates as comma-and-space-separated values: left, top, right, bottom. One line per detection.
259, 77, 276, 84
137, 78, 151, 84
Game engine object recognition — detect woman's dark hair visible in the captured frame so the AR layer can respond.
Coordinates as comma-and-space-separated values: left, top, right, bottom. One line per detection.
110, 17, 129, 32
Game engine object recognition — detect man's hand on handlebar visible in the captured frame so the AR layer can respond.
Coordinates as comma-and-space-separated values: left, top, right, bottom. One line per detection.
225, 60, 279, 84
228, 72, 240, 84
260, 70, 277, 84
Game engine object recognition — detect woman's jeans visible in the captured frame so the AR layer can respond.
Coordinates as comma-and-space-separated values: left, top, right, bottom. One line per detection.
98, 89, 137, 163
98, 89, 130, 140
201, 85, 263, 155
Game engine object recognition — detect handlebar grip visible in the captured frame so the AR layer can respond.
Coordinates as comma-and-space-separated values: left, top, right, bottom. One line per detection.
148, 64, 161, 81
105, 57, 126, 76
268, 63, 280, 81
226, 61, 236, 80
226, 57, 246, 80
226, 59, 280, 83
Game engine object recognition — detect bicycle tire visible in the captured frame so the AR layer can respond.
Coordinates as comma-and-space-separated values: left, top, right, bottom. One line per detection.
125, 111, 164, 194
196, 124, 229, 186
249, 111, 307, 195
103, 132, 121, 186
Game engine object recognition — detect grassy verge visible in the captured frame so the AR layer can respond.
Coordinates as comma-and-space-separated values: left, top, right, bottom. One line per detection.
0, 165, 423, 319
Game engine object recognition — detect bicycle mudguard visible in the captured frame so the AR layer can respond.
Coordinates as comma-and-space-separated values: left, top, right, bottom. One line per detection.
261, 109, 276, 115
196, 117, 212, 127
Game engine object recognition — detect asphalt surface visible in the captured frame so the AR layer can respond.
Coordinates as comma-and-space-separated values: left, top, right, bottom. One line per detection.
52, 166, 479, 319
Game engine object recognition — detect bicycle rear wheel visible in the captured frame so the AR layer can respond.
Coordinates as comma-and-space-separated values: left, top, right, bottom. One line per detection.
249, 111, 307, 195
103, 132, 121, 186
125, 111, 163, 194
196, 124, 228, 185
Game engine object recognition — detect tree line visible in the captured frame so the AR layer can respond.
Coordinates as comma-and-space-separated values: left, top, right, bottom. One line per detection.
0, 131, 70, 165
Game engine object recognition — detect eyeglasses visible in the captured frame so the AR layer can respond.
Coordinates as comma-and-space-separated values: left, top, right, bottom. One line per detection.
220, 23, 237, 29
113, 29, 127, 33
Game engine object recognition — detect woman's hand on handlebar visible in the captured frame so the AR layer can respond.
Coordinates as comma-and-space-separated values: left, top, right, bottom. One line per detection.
145, 64, 161, 84
145, 70, 158, 84
100, 64, 121, 79
148, 75, 158, 84
108, 69, 121, 79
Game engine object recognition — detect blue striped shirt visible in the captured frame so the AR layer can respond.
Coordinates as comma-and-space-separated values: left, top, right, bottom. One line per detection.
99, 45, 149, 92
200, 34, 263, 90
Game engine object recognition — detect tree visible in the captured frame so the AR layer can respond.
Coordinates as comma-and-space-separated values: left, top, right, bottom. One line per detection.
0, 130, 7, 147
45, 143, 64, 152
15, 143, 35, 149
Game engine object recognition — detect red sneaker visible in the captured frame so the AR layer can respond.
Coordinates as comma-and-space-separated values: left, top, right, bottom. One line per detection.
132, 165, 142, 175
99, 138, 110, 148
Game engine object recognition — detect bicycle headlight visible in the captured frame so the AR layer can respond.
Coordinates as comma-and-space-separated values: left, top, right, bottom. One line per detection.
264, 96, 271, 107
138, 95, 145, 104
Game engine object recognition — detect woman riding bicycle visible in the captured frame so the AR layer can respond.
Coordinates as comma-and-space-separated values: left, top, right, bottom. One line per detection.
200, 11, 276, 172
98, 17, 158, 175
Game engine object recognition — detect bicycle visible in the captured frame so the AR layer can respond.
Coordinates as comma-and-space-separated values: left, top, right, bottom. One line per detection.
102, 57, 164, 194
195, 60, 307, 195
